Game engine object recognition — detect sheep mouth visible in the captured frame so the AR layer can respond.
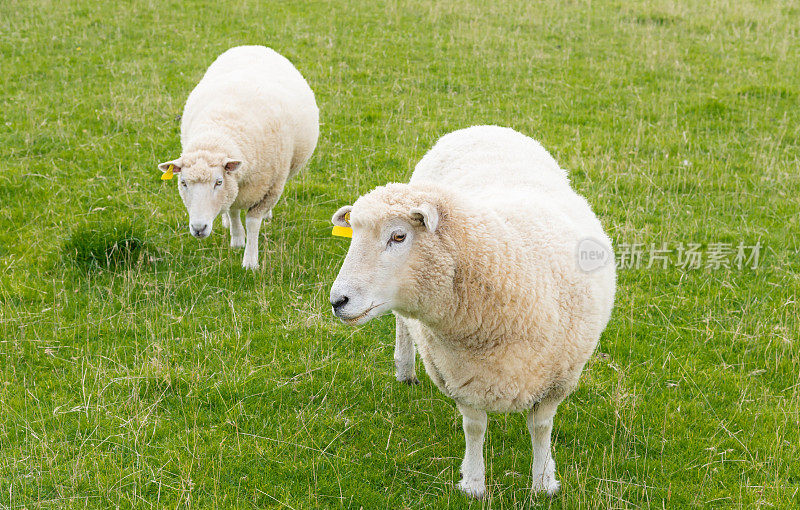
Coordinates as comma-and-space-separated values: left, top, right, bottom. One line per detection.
339, 302, 384, 325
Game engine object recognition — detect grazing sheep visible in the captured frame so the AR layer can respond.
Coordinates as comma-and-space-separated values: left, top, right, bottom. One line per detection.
329, 126, 615, 497
159, 45, 319, 269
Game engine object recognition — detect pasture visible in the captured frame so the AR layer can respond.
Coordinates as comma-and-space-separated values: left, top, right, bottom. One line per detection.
1, 0, 798, 507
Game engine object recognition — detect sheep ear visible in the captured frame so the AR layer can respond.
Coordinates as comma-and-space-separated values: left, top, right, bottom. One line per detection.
331, 205, 353, 227
410, 203, 438, 233
158, 159, 182, 173
224, 159, 242, 173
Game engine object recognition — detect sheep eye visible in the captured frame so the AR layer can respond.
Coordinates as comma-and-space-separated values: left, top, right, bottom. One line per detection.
180, 179, 187, 187
390, 232, 406, 243
214, 178, 223, 187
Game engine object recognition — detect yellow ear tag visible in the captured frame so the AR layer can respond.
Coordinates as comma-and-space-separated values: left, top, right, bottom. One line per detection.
161, 164, 174, 181
332, 210, 352, 238
332, 226, 353, 238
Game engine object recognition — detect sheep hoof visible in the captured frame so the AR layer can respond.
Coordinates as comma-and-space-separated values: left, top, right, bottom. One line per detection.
457, 479, 486, 499
396, 374, 420, 385
531, 477, 560, 497
242, 257, 259, 270
230, 236, 245, 249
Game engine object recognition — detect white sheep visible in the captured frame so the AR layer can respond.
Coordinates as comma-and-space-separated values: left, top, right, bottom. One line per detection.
159, 45, 319, 269
329, 126, 616, 497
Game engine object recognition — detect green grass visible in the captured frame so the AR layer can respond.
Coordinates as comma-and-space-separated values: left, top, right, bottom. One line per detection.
1, 0, 799, 507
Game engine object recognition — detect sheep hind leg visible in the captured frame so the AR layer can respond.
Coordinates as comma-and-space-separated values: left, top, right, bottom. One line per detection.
456, 403, 487, 499
527, 396, 562, 496
394, 314, 418, 385
229, 209, 245, 249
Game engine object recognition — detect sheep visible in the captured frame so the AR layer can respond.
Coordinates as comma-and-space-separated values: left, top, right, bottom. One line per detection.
159, 45, 319, 269
329, 126, 616, 498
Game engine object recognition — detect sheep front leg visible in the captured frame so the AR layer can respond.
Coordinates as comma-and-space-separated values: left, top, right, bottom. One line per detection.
242, 212, 263, 270
229, 209, 245, 248
394, 314, 418, 384
527, 398, 561, 496
456, 403, 487, 499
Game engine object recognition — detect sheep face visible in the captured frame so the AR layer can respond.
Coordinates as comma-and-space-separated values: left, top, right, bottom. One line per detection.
158, 151, 241, 239
330, 185, 446, 326
329, 211, 416, 325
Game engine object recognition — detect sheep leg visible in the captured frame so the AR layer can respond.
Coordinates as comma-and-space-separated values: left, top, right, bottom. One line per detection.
240, 184, 281, 270
229, 209, 245, 248
221, 210, 230, 229
527, 398, 561, 496
456, 403, 487, 499
393, 314, 418, 384
242, 212, 263, 270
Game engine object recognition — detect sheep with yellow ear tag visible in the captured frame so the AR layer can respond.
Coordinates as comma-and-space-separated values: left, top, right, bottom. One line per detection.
158, 45, 319, 270
329, 126, 616, 498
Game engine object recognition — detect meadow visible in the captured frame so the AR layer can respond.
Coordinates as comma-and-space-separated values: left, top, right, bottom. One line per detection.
1, 0, 799, 507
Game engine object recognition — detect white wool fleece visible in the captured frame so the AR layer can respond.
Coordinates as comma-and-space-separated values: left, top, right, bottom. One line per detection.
330, 125, 616, 498
159, 46, 319, 269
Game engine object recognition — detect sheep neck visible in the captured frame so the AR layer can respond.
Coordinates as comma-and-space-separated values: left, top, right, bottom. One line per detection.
185, 128, 239, 159
417, 199, 535, 350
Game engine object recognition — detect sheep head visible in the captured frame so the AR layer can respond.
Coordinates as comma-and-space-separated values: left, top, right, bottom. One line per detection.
330, 183, 454, 325
158, 150, 241, 239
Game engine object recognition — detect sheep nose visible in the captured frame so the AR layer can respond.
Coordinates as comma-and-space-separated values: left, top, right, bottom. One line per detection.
191, 223, 209, 238
330, 295, 349, 311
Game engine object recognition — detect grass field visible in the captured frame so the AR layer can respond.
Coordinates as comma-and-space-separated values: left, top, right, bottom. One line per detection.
1, 0, 799, 508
